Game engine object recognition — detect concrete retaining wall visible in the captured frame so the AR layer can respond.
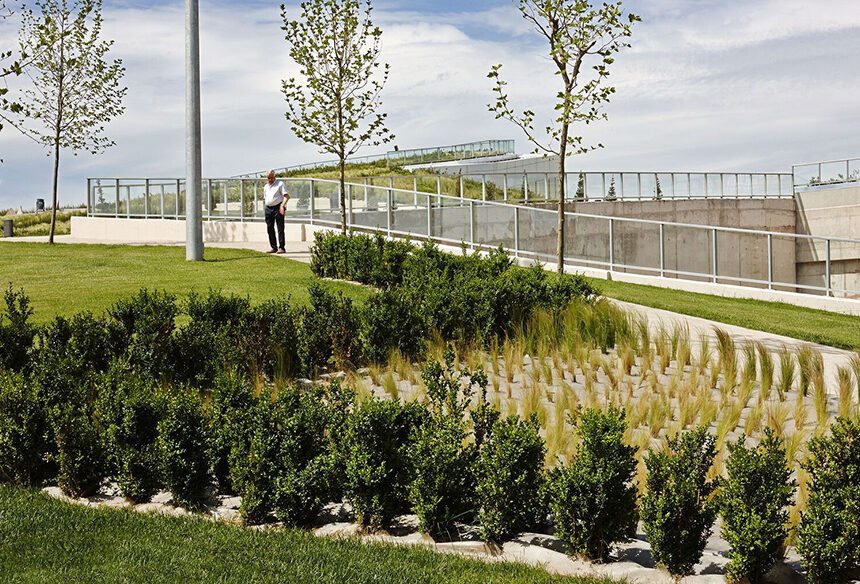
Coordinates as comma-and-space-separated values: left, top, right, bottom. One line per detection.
795, 185, 860, 296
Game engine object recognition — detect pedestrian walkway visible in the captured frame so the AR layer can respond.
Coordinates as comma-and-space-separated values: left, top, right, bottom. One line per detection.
0, 235, 315, 263
615, 300, 855, 393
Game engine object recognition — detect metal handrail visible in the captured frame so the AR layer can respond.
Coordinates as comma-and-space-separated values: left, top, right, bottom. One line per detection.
331, 171, 794, 202
85, 175, 860, 299
233, 139, 516, 178
792, 156, 860, 189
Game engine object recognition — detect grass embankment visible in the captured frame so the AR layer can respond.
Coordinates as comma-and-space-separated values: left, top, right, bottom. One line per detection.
0, 241, 857, 349
0, 486, 615, 584
0, 243, 369, 323
4, 209, 87, 237
591, 277, 860, 350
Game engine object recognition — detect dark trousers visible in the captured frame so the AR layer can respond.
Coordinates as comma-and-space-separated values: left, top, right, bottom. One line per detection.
265, 204, 285, 250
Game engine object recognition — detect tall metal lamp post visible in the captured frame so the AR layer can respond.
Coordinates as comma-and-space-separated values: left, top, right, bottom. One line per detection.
185, 0, 204, 260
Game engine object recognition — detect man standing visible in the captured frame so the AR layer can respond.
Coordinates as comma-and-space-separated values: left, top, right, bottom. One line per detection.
264, 170, 290, 254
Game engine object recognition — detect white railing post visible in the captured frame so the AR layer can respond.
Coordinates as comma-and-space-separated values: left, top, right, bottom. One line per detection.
309, 180, 315, 225
503, 174, 508, 201
825, 238, 832, 297
348, 183, 353, 226
240, 180, 245, 222
115, 178, 120, 217
469, 200, 475, 248
524, 174, 529, 202
767, 233, 773, 289
222, 179, 227, 218
427, 193, 432, 238
659, 223, 665, 277
364, 178, 369, 210
86, 179, 92, 214
387, 188, 392, 237
514, 206, 519, 260
711, 228, 718, 283
482, 175, 487, 202
126, 185, 131, 219
176, 179, 181, 218
144, 179, 150, 217
160, 184, 165, 218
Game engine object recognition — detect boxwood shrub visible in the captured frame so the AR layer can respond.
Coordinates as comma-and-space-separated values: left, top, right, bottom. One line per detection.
342, 398, 427, 530
96, 363, 165, 503
0, 285, 35, 372
797, 416, 860, 584
476, 413, 547, 542
549, 406, 637, 562
720, 429, 795, 584
0, 372, 53, 486
309, 232, 599, 346
406, 353, 486, 536
640, 426, 718, 577
157, 388, 210, 509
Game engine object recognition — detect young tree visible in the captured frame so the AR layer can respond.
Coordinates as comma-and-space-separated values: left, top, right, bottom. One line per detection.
15, 0, 126, 243
281, 0, 394, 234
489, 0, 638, 273
605, 176, 617, 200
2, 1, 51, 144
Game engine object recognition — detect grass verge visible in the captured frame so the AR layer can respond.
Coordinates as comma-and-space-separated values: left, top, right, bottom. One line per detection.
590, 276, 860, 350
0, 486, 616, 584
0, 242, 369, 323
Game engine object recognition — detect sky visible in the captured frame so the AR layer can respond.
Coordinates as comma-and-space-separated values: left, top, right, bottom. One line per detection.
0, 0, 859, 210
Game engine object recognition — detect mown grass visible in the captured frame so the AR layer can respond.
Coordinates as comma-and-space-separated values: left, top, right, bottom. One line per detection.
0, 242, 369, 323
0, 486, 616, 584
590, 276, 860, 350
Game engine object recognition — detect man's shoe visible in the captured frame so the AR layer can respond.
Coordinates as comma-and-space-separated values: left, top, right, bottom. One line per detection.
266, 249, 278, 254
276, 248, 286, 254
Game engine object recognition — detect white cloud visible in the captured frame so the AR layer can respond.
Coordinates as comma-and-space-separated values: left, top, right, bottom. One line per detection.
0, 0, 859, 210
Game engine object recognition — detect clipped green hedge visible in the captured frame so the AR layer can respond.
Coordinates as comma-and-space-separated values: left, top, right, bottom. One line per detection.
311, 232, 600, 344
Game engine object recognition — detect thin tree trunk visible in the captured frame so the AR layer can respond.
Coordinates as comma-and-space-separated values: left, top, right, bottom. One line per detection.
49, 127, 60, 244
339, 157, 346, 234
556, 123, 568, 274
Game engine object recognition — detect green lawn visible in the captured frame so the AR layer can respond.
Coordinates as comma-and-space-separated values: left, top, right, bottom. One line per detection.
590, 277, 860, 350
0, 241, 857, 350
0, 242, 369, 323
0, 486, 615, 584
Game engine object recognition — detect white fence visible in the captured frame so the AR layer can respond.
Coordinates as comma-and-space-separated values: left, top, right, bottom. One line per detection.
234, 140, 516, 179
793, 156, 860, 190
339, 171, 794, 202
87, 176, 860, 298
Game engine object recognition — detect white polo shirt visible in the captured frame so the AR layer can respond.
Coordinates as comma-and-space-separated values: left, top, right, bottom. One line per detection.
264, 180, 288, 207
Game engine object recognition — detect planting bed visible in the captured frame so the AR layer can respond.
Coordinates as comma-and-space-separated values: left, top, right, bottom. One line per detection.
3, 233, 860, 583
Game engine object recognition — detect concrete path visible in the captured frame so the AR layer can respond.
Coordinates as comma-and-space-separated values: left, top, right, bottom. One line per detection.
0, 235, 314, 263
614, 300, 856, 393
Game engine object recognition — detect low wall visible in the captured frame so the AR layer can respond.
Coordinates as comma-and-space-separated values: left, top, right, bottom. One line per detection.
71, 216, 312, 243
